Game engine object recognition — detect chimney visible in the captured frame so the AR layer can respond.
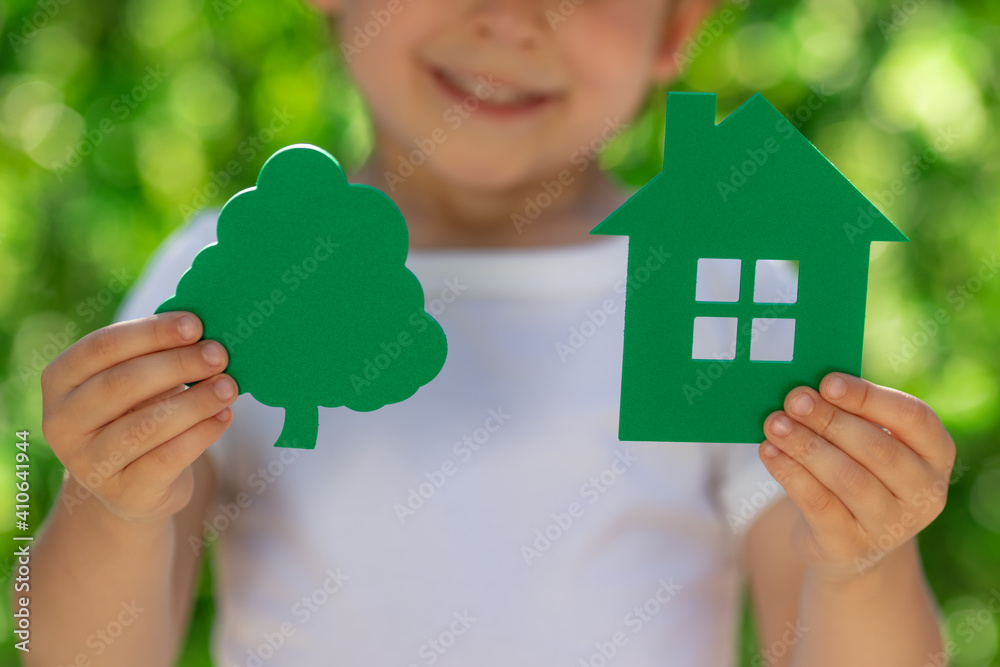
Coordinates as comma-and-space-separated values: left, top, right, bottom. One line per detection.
663, 92, 718, 163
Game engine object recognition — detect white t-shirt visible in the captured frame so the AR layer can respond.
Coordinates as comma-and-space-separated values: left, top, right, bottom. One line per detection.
115, 210, 786, 667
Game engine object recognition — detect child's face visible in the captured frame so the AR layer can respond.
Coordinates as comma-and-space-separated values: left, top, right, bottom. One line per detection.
323, 0, 696, 192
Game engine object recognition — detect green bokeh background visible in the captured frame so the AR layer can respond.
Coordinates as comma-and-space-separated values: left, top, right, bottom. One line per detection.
0, 0, 998, 665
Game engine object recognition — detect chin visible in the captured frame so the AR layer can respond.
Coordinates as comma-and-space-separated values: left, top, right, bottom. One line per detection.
428, 146, 540, 193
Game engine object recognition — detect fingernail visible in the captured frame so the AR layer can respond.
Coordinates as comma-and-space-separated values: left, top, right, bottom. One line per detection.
771, 415, 792, 436
826, 375, 847, 399
214, 377, 236, 400
789, 392, 814, 416
178, 315, 198, 340
202, 341, 225, 366
215, 407, 233, 422
763, 443, 780, 458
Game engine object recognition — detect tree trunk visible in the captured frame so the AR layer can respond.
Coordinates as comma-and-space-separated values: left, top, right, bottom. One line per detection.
275, 404, 318, 449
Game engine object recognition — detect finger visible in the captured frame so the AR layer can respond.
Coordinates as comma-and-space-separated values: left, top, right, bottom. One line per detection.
758, 441, 859, 543
64, 338, 229, 434
763, 411, 899, 533
782, 386, 934, 500
47, 312, 203, 390
116, 408, 233, 509
128, 384, 187, 414
94, 373, 237, 468
819, 373, 955, 466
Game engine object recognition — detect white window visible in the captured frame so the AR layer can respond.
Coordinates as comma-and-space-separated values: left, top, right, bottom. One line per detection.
691, 258, 798, 362
692, 317, 738, 360
749, 318, 796, 362
695, 258, 741, 303
753, 260, 799, 304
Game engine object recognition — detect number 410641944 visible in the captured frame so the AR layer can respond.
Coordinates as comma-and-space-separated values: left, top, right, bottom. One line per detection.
14, 431, 29, 530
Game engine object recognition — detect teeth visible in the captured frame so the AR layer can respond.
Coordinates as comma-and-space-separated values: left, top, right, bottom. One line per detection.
487, 87, 536, 104
439, 69, 541, 105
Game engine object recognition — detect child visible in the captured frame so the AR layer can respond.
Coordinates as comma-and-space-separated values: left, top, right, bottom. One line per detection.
30, 1, 956, 665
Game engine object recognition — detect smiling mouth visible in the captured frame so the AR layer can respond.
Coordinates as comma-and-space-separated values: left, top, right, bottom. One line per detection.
429, 65, 560, 114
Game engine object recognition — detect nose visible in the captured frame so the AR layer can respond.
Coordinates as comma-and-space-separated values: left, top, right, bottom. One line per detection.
466, 0, 545, 51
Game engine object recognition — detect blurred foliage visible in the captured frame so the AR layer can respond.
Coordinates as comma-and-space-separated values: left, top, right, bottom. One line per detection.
0, 0, 998, 665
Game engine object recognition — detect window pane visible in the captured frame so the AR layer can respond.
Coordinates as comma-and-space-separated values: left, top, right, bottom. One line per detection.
695, 258, 742, 302
692, 317, 738, 360
753, 260, 799, 304
749, 318, 795, 362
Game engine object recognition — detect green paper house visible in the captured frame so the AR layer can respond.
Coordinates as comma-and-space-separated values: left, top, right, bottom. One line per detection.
592, 92, 907, 443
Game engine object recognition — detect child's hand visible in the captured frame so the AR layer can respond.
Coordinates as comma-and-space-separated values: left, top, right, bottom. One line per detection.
759, 372, 956, 582
41, 312, 238, 522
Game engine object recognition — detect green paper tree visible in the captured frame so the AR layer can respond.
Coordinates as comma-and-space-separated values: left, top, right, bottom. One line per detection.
155, 144, 447, 449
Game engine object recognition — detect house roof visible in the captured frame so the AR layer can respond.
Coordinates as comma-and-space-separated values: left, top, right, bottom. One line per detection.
592, 92, 908, 250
